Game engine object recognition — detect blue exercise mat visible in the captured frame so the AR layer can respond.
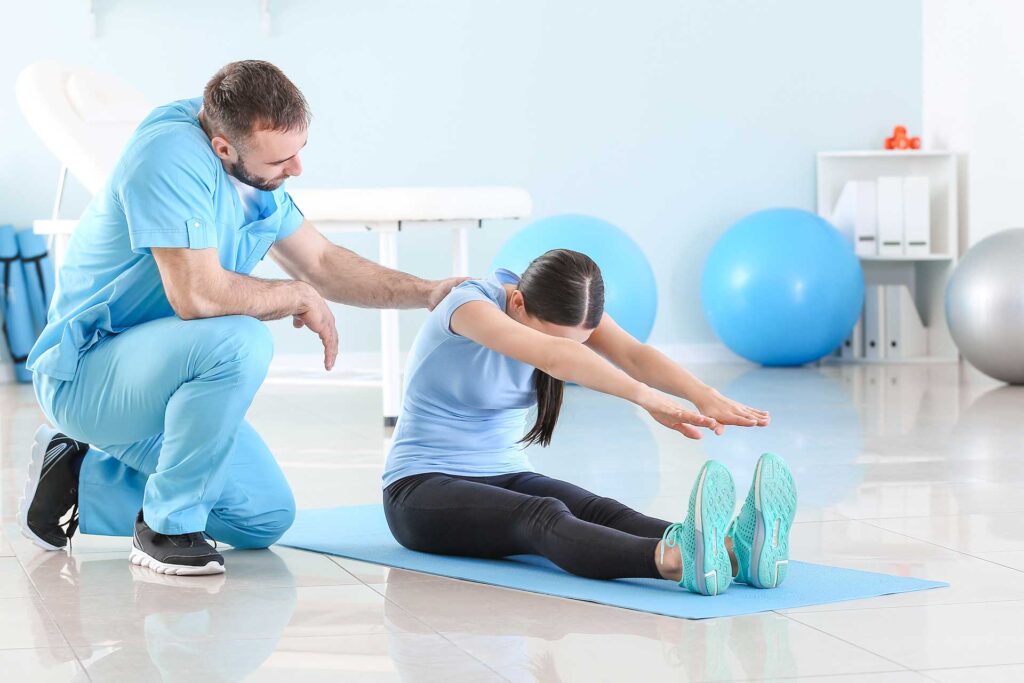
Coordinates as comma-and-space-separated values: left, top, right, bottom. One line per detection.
15, 228, 54, 337
279, 505, 948, 619
0, 225, 36, 382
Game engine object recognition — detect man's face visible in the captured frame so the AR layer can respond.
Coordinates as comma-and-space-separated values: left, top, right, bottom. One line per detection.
228, 126, 307, 192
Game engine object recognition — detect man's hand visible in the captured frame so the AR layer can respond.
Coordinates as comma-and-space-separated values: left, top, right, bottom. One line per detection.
292, 282, 339, 370
426, 277, 471, 311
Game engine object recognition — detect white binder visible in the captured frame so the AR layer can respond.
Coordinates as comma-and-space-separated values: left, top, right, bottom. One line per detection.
839, 314, 864, 359
864, 285, 886, 360
903, 176, 931, 256
831, 180, 878, 256
876, 176, 905, 256
883, 285, 928, 358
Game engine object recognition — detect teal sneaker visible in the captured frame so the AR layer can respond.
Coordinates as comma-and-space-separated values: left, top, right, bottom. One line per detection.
661, 460, 736, 596
728, 453, 797, 589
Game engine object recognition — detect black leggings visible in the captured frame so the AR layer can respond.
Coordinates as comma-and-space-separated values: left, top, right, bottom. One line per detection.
383, 471, 672, 580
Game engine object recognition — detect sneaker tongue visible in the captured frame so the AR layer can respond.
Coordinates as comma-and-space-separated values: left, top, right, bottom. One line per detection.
183, 532, 206, 546
167, 532, 204, 547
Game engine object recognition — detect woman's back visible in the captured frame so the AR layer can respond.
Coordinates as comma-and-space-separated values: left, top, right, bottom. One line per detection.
382, 269, 537, 488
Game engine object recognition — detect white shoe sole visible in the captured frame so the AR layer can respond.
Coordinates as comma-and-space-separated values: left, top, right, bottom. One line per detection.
129, 546, 225, 576
17, 425, 65, 552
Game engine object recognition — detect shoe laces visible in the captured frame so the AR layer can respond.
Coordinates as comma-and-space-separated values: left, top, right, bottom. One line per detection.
660, 522, 685, 563
171, 531, 218, 551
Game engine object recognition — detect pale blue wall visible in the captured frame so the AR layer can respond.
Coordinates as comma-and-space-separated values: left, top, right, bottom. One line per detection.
0, 0, 921, 359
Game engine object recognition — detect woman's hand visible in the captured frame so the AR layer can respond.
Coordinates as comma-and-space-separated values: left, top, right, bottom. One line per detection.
639, 388, 722, 439
693, 386, 770, 428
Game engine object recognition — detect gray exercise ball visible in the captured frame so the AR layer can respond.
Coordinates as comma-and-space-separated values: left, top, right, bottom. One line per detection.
946, 228, 1024, 384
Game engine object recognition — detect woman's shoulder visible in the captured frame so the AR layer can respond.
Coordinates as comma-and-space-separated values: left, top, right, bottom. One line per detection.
448, 269, 519, 308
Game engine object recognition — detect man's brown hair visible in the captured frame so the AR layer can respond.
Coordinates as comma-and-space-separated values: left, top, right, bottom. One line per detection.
202, 60, 310, 145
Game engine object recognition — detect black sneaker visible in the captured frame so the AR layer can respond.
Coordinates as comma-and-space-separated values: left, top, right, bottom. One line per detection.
18, 425, 88, 550
130, 510, 225, 575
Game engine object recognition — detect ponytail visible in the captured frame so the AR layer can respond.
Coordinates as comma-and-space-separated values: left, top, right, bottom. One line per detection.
520, 371, 564, 447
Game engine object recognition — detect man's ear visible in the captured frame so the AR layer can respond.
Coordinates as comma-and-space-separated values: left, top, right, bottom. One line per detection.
209, 135, 235, 162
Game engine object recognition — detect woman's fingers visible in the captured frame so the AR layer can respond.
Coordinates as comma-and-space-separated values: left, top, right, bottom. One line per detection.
677, 410, 725, 436
679, 410, 716, 428
709, 408, 755, 427
673, 422, 703, 439
735, 404, 770, 425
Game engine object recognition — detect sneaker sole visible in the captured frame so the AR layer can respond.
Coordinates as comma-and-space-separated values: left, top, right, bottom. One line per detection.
749, 453, 797, 589
129, 546, 225, 576
17, 425, 65, 552
692, 461, 736, 596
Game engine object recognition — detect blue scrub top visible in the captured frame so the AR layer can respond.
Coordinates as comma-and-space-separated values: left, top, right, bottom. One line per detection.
382, 269, 539, 488
27, 98, 305, 382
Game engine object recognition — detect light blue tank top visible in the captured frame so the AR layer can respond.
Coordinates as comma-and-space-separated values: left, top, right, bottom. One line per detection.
382, 269, 537, 487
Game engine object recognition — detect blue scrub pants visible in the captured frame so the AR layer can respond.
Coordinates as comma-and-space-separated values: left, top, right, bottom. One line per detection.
33, 315, 295, 548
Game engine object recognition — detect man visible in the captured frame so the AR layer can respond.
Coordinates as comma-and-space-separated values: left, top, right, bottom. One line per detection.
17, 60, 463, 575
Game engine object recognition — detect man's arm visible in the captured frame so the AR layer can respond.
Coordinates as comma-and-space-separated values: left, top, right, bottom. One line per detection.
152, 246, 338, 370
269, 221, 465, 310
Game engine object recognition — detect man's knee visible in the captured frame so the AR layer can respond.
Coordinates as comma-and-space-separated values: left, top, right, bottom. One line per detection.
214, 495, 296, 550
219, 315, 274, 364
185, 315, 274, 379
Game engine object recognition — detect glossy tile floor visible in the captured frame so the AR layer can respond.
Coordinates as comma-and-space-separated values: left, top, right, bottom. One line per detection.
1, 361, 1023, 681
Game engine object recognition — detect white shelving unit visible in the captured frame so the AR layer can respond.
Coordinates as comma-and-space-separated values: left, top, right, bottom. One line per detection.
816, 150, 960, 363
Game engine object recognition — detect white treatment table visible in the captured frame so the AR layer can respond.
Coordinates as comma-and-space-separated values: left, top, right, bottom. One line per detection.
285, 186, 531, 425
17, 61, 532, 425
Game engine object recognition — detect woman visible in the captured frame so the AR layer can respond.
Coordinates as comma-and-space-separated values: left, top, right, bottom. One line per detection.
383, 249, 797, 595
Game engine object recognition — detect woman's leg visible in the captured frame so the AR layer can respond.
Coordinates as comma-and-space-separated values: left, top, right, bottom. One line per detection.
501, 472, 736, 582
501, 472, 672, 537
383, 472, 663, 580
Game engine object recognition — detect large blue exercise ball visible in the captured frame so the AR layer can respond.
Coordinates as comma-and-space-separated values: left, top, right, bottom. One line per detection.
701, 208, 864, 366
490, 214, 657, 341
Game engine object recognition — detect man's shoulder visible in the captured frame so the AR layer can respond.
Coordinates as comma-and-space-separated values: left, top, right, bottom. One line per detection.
118, 99, 217, 183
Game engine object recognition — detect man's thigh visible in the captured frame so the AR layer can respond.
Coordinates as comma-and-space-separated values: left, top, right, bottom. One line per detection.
46, 315, 269, 454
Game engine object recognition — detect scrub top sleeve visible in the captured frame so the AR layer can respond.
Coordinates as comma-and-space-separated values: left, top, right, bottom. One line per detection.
117, 133, 220, 254
273, 190, 305, 241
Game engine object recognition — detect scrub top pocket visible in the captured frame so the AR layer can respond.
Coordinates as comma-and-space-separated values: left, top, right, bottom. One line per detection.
235, 206, 284, 274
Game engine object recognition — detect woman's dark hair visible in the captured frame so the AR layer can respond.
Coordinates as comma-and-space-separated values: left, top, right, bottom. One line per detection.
517, 249, 605, 448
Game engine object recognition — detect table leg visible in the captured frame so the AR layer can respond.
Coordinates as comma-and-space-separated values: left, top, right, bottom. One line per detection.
379, 227, 401, 427
452, 222, 473, 276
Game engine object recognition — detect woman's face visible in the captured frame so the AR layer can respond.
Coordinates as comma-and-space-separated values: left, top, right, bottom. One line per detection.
506, 289, 595, 344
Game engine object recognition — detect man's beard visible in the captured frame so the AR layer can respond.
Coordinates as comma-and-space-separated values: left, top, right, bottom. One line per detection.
229, 156, 285, 192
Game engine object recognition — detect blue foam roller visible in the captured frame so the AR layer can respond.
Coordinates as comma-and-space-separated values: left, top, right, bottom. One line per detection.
15, 228, 54, 337
0, 225, 37, 382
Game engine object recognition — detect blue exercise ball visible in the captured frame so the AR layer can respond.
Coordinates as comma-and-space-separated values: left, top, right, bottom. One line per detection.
701, 208, 864, 366
490, 214, 657, 341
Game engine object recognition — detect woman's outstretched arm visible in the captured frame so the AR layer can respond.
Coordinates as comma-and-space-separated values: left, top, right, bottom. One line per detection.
585, 314, 770, 429
450, 301, 722, 439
